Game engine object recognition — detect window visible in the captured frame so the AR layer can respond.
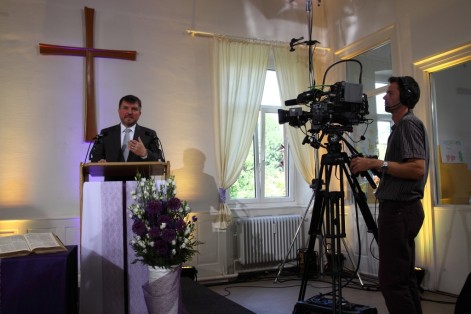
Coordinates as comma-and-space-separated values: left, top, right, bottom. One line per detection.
431, 61, 471, 205
346, 43, 392, 201
229, 70, 291, 202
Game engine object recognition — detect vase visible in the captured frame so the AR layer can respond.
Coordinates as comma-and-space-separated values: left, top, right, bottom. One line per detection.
142, 265, 187, 314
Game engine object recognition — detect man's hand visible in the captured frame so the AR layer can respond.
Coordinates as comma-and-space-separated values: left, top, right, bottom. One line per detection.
128, 137, 147, 158
350, 156, 381, 174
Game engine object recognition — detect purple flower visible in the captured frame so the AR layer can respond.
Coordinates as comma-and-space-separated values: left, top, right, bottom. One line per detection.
154, 240, 169, 255
128, 174, 200, 266
148, 226, 161, 239
167, 197, 182, 211
162, 228, 176, 242
146, 200, 163, 214
175, 219, 186, 233
132, 220, 147, 236
192, 215, 198, 222
157, 215, 172, 227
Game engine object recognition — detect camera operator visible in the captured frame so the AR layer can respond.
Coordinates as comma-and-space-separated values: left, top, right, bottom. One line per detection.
350, 76, 429, 314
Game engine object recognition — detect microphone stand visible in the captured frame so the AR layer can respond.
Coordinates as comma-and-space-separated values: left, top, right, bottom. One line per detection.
151, 135, 166, 162
83, 134, 102, 164
275, 0, 322, 283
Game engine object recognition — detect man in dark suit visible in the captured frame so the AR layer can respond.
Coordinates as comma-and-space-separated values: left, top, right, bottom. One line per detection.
90, 95, 163, 163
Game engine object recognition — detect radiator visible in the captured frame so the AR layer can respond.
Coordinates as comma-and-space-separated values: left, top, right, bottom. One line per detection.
237, 215, 303, 265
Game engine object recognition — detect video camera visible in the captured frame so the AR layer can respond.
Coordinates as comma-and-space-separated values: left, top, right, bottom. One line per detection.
278, 81, 369, 133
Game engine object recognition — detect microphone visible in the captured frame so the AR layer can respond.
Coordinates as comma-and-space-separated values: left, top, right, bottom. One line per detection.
385, 102, 401, 112
289, 36, 304, 51
290, 36, 304, 45
145, 131, 165, 162
84, 132, 108, 164
306, 40, 320, 45
284, 99, 298, 107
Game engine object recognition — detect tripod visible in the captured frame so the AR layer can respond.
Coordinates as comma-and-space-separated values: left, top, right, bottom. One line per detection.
295, 128, 379, 314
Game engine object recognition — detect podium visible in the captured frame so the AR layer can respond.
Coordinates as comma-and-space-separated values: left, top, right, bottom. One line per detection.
80, 161, 169, 182
79, 161, 169, 314
80, 161, 169, 217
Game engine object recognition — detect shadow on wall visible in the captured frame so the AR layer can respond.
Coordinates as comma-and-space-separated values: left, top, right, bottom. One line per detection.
172, 148, 219, 214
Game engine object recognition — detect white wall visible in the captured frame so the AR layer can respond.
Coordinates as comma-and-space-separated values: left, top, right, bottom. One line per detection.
0, 0, 313, 219
0, 0, 312, 280
1, 0, 471, 294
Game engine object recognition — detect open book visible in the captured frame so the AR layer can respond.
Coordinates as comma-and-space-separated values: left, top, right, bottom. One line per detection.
0, 232, 67, 258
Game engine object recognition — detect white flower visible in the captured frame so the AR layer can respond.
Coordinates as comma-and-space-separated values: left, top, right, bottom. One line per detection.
172, 249, 176, 255
160, 223, 167, 229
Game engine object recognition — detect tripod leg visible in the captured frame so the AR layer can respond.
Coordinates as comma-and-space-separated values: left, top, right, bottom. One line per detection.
275, 189, 316, 283
298, 190, 326, 301
341, 162, 379, 242
324, 191, 346, 314
341, 238, 364, 286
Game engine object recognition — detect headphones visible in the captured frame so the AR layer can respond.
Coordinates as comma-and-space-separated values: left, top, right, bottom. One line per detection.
397, 76, 420, 109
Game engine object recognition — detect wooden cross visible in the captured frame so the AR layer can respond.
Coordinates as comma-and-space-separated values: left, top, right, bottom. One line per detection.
39, 7, 137, 142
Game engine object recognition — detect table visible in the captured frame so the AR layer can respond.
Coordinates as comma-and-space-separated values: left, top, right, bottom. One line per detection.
0, 245, 78, 314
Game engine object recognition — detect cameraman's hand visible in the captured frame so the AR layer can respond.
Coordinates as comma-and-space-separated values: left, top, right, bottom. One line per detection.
350, 156, 381, 174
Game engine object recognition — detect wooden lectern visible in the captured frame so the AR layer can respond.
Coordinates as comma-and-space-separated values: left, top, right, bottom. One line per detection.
79, 161, 170, 218
79, 161, 169, 314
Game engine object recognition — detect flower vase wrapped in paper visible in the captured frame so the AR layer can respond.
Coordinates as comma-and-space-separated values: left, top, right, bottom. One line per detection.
128, 173, 201, 314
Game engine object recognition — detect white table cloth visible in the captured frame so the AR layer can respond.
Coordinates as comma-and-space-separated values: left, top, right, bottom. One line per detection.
80, 181, 149, 314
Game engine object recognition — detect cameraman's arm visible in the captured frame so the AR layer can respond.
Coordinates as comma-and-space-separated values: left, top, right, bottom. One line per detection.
381, 159, 425, 180
350, 157, 425, 181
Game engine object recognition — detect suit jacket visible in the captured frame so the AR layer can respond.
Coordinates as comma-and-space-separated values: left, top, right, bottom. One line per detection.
89, 124, 163, 162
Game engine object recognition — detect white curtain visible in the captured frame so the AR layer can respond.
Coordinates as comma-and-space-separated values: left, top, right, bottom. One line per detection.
212, 38, 269, 229
272, 46, 318, 185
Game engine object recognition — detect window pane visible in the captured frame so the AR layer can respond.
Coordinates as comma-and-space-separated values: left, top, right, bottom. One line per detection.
346, 44, 392, 91
261, 71, 282, 106
376, 93, 387, 114
229, 140, 255, 199
431, 61, 471, 205
377, 121, 391, 159
229, 70, 289, 201
264, 112, 287, 197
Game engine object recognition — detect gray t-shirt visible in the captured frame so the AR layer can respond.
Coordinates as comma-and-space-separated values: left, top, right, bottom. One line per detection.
375, 112, 429, 201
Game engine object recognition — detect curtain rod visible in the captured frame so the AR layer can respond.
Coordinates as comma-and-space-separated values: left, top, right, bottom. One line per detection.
186, 29, 330, 51
186, 29, 288, 46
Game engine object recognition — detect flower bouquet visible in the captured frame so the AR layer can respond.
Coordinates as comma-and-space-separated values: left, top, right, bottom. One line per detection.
128, 173, 199, 314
